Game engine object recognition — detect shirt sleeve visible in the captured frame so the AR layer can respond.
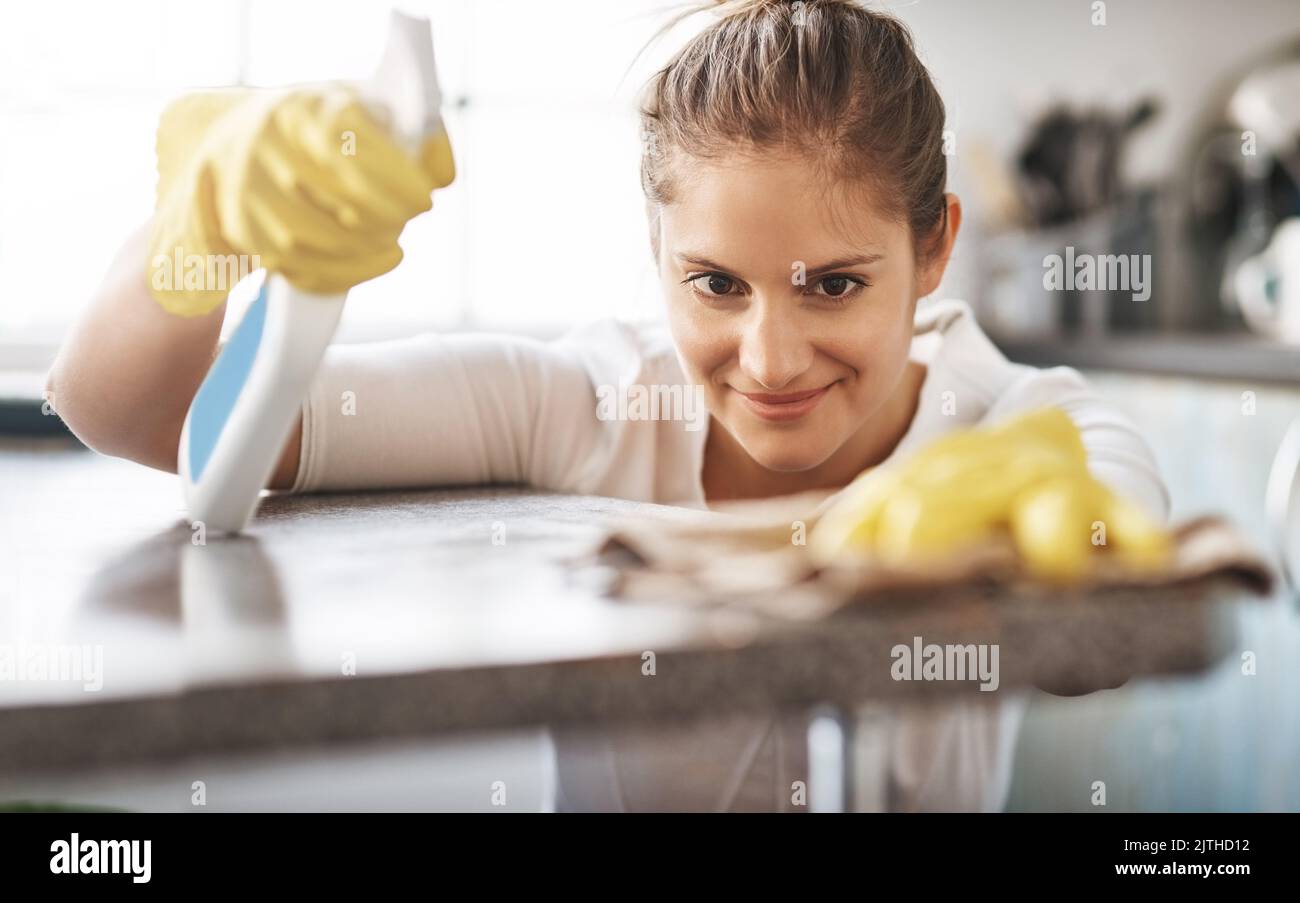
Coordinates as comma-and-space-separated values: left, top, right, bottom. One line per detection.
986, 365, 1172, 523
289, 331, 609, 494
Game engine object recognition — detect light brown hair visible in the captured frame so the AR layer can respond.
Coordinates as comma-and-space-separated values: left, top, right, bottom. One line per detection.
639, 0, 948, 264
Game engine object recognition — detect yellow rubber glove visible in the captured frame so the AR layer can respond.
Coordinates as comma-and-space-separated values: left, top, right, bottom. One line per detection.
810, 407, 1172, 583
148, 84, 455, 317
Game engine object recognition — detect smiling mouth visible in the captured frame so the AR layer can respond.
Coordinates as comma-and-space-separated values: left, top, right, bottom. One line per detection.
737, 383, 835, 422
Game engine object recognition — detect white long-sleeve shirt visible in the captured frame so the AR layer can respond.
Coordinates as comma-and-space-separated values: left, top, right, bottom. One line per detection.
292, 298, 1168, 519
290, 298, 1169, 811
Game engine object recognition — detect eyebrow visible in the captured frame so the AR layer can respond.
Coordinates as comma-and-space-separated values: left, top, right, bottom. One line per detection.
675, 252, 885, 277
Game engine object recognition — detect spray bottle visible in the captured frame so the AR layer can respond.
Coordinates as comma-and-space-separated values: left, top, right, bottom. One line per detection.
178, 10, 453, 534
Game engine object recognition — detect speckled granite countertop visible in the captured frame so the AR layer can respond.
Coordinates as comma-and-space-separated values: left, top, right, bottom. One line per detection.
0, 440, 1257, 771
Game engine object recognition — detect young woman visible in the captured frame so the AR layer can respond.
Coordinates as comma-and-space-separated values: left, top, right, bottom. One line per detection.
49, 0, 1166, 811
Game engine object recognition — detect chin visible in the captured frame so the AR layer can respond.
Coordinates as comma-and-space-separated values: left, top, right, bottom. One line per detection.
737, 430, 835, 473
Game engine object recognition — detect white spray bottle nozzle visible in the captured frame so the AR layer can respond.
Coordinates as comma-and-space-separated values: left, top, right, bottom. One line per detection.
360, 11, 447, 155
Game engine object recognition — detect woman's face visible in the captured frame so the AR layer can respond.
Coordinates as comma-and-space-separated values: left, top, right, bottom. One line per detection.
656, 152, 952, 474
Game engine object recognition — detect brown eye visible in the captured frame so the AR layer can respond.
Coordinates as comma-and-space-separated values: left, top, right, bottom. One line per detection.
821, 276, 850, 296
704, 274, 734, 295
686, 273, 740, 297
809, 274, 868, 304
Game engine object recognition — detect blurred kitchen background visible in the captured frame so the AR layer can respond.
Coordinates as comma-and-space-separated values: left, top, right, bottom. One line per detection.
3, 0, 1300, 810
4, 0, 1300, 355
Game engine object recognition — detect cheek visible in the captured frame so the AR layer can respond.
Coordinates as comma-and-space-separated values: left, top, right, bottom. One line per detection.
826, 292, 915, 395
666, 298, 732, 383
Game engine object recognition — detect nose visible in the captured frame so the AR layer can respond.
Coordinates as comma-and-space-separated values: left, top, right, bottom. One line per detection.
737, 298, 813, 390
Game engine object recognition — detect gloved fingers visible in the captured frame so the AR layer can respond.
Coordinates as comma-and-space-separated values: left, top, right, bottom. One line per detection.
1101, 492, 1172, 569
238, 86, 438, 231
239, 157, 395, 257
306, 143, 430, 228
808, 467, 897, 562
1009, 477, 1096, 582
325, 91, 438, 201
233, 191, 403, 295
260, 93, 422, 233
906, 441, 1082, 501
419, 128, 456, 189
993, 407, 1088, 466
155, 89, 256, 199
905, 408, 1085, 483
253, 127, 393, 235
292, 88, 437, 222
876, 490, 1002, 563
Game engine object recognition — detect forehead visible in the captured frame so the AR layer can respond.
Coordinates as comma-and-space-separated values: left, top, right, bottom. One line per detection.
659, 152, 901, 264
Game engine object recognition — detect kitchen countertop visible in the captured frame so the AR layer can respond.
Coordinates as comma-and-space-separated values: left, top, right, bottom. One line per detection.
0, 438, 1261, 773
996, 331, 1300, 385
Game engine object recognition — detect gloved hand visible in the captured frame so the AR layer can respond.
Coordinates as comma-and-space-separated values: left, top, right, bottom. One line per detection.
809, 407, 1171, 582
148, 84, 455, 316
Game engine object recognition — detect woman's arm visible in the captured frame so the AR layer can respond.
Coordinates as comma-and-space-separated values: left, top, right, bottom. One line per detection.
288, 328, 612, 495
45, 220, 301, 488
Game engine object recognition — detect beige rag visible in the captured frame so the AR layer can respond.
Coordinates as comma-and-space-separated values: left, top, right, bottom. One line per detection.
586, 490, 1277, 620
